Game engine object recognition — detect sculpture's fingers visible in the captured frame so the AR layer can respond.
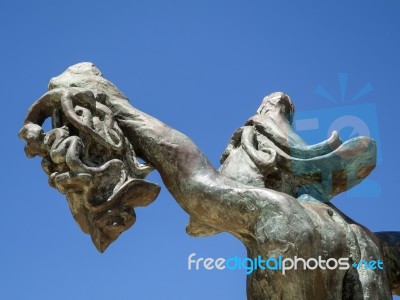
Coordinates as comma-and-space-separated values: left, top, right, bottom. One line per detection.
61, 91, 125, 151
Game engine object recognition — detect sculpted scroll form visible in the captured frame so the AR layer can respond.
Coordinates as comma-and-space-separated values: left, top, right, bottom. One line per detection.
19, 63, 400, 299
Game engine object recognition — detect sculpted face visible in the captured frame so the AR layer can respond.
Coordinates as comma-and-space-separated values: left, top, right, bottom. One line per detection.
19, 63, 160, 252
221, 91, 376, 202
256, 92, 295, 124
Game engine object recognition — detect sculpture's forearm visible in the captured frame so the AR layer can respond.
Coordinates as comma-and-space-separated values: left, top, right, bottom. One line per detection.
115, 105, 210, 181
112, 102, 288, 236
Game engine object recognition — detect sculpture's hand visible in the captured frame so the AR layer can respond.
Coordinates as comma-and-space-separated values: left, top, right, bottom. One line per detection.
19, 82, 160, 252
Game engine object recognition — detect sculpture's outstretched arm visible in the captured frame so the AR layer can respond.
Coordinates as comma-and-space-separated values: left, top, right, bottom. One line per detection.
19, 62, 303, 245
112, 102, 299, 240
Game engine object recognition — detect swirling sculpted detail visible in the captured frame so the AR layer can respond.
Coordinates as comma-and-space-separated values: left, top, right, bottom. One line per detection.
19, 64, 160, 252
219, 92, 376, 201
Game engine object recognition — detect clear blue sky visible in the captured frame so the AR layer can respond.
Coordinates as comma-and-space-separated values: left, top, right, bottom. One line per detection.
1, 1, 400, 299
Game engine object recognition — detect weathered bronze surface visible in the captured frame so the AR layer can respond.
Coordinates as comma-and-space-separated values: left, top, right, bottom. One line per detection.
19, 63, 399, 299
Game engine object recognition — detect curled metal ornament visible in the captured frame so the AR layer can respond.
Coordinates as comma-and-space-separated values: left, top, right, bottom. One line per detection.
19, 87, 160, 252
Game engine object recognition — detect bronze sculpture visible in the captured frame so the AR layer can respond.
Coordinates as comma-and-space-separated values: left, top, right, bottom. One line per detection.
19, 62, 400, 299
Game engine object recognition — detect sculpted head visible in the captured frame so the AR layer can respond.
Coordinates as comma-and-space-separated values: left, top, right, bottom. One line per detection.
256, 92, 295, 124
19, 63, 160, 252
